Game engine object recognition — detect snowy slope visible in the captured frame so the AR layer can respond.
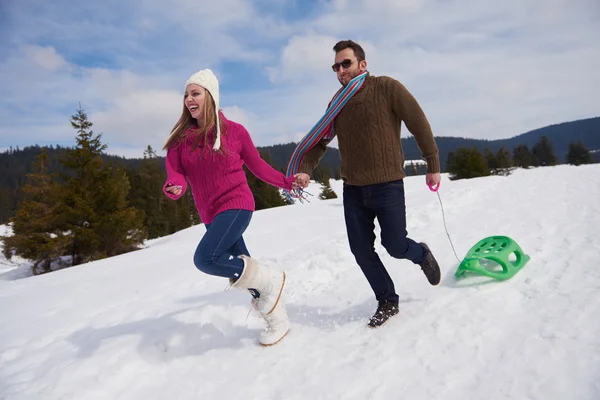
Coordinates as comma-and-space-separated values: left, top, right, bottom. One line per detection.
1, 165, 599, 400
1, 228, 35, 283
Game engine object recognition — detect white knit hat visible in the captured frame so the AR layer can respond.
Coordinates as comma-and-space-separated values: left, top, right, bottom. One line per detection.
185, 69, 221, 150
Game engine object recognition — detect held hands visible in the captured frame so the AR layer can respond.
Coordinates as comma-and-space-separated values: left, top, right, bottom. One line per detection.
292, 172, 439, 191
165, 184, 183, 196
293, 173, 311, 189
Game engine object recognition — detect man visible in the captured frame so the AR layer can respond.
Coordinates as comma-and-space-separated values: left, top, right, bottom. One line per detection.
295, 40, 442, 328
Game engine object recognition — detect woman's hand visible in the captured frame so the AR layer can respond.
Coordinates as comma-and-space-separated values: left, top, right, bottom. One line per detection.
165, 184, 183, 196
293, 173, 311, 189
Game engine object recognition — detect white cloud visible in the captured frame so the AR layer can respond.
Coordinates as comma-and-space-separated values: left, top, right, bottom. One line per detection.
221, 106, 259, 132
261, 0, 600, 140
91, 88, 183, 152
0, 44, 185, 153
22, 45, 67, 71
267, 33, 339, 83
1, 0, 599, 159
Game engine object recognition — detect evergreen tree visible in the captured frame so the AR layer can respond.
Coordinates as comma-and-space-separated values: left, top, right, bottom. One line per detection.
313, 164, 331, 185
567, 140, 593, 166
243, 151, 286, 210
58, 106, 107, 264
1, 149, 70, 274
128, 145, 199, 236
446, 151, 455, 172
90, 164, 146, 258
513, 145, 533, 168
411, 162, 419, 175
185, 191, 201, 225
58, 105, 145, 265
61, 105, 107, 177
0, 187, 13, 225
532, 135, 558, 167
128, 145, 174, 238
483, 148, 499, 174
139, 144, 171, 236
495, 147, 513, 176
334, 166, 342, 180
405, 162, 418, 176
318, 180, 338, 200
446, 147, 491, 180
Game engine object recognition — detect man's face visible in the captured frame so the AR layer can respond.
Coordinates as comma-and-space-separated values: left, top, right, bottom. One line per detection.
332, 48, 367, 87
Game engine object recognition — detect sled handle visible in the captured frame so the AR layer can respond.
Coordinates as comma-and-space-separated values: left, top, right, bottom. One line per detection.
428, 182, 440, 192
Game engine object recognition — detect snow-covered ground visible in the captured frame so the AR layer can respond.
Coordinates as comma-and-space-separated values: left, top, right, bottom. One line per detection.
1, 164, 599, 399
0, 225, 31, 280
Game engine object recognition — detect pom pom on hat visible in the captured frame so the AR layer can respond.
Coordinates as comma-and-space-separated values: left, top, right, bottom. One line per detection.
185, 69, 221, 150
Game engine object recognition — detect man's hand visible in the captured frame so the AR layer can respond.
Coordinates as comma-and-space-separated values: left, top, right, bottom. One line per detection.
426, 172, 441, 189
293, 173, 311, 188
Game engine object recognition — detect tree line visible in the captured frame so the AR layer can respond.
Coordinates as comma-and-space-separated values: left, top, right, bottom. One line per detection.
446, 135, 597, 180
1, 107, 293, 275
2, 108, 596, 275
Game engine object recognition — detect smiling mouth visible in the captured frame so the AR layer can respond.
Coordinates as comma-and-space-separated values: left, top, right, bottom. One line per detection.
189, 105, 199, 112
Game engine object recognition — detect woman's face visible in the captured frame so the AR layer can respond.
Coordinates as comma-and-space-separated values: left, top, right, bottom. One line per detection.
184, 84, 206, 120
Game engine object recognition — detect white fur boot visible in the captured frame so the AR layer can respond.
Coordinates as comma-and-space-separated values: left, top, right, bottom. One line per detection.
231, 255, 290, 346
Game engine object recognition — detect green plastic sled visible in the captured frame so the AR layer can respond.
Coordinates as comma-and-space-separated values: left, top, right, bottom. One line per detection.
454, 236, 530, 281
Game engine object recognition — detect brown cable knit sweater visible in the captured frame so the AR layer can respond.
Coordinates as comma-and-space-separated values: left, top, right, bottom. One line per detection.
299, 73, 440, 186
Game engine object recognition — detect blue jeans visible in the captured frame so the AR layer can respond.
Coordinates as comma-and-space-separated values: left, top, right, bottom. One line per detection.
193, 209, 252, 279
343, 179, 426, 302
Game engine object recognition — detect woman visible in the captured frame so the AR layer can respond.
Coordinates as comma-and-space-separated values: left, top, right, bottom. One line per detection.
163, 69, 308, 346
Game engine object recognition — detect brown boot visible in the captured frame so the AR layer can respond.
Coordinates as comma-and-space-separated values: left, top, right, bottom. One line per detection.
368, 299, 399, 328
419, 243, 441, 285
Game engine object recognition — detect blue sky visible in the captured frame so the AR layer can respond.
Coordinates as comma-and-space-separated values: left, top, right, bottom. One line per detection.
1, 0, 599, 158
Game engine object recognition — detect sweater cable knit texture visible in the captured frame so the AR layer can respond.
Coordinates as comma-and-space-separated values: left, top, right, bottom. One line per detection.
300, 73, 440, 186
163, 112, 295, 224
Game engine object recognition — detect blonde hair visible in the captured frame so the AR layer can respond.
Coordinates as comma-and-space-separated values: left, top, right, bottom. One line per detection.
163, 90, 227, 155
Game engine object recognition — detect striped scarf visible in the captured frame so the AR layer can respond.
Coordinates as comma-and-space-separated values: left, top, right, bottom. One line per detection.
285, 71, 367, 201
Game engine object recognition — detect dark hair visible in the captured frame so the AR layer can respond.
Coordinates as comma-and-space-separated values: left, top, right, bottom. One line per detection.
333, 40, 366, 61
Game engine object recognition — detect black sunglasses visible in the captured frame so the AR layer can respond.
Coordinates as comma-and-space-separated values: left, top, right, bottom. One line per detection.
331, 58, 355, 72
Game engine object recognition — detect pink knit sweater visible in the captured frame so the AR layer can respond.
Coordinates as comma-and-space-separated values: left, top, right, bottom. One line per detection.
163, 113, 295, 224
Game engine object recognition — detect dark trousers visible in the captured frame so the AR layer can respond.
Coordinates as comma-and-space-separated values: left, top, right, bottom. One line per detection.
193, 209, 252, 279
343, 179, 425, 302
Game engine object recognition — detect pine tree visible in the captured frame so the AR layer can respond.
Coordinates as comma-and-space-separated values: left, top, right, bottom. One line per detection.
483, 148, 499, 174
313, 164, 331, 185
58, 106, 106, 264
495, 147, 513, 176
128, 145, 173, 238
1, 148, 70, 274
243, 151, 286, 210
532, 136, 558, 167
0, 187, 13, 225
185, 191, 201, 225
567, 141, 593, 166
88, 164, 146, 258
58, 105, 145, 264
128, 145, 199, 237
405, 162, 418, 176
334, 167, 342, 180
446, 151, 455, 171
412, 162, 420, 176
446, 147, 491, 180
61, 105, 107, 177
513, 145, 533, 168
319, 180, 338, 200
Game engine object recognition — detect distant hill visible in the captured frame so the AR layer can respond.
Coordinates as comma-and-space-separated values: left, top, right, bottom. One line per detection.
1, 116, 598, 223
259, 116, 600, 172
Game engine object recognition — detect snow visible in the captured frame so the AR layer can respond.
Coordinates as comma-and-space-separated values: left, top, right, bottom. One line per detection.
0, 225, 31, 280
1, 164, 600, 399
404, 159, 427, 166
